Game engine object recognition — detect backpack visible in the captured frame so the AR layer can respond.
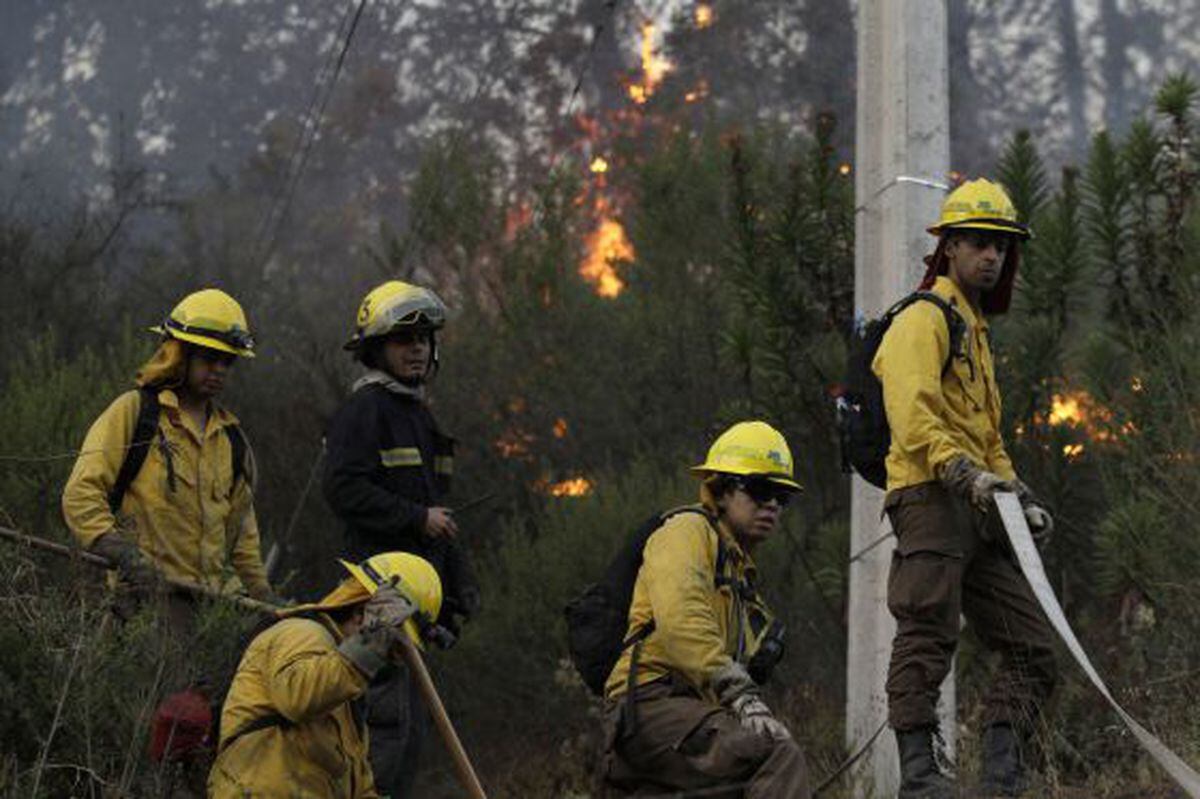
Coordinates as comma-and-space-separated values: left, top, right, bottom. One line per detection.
108, 387, 248, 513
563, 506, 723, 697
836, 291, 966, 488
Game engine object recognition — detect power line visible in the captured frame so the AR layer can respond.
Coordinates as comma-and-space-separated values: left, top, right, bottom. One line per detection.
250, 0, 370, 274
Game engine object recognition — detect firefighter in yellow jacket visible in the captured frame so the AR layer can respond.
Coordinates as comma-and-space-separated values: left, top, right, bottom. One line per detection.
208, 552, 443, 799
873, 179, 1057, 797
62, 289, 276, 621
603, 421, 811, 798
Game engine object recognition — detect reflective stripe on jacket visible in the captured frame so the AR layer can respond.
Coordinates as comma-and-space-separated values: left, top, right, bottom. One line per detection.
61, 388, 270, 596
604, 503, 774, 701
208, 615, 378, 799
872, 275, 1016, 491
323, 382, 455, 562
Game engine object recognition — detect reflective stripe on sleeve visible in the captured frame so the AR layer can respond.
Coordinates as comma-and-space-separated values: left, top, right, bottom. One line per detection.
380, 447, 422, 467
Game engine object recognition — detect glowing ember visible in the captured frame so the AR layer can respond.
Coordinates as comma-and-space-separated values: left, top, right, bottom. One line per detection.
838, 163, 852, 176
695, 3, 714, 28
590, 156, 609, 174
580, 201, 632, 298
504, 203, 533, 242
684, 79, 710, 104
628, 22, 672, 104
553, 417, 569, 439
548, 477, 593, 497
494, 424, 535, 460
1062, 443, 1085, 460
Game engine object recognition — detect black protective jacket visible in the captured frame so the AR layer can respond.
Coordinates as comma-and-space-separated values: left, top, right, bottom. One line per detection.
323, 378, 478, 623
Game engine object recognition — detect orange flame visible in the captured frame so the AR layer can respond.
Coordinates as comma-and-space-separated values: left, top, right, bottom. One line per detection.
1043, 389, 1136, 449
695, 3, 714, 28
590, 156, 609, 174
628, 22, 672, 104
548, 477, 593, 497
580, 197, 632, 298
553, 417, 569, 439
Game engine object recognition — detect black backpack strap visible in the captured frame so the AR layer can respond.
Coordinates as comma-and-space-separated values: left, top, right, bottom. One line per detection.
107, 388, 161, 513
224, 423, 248, 497
887, 291, 967, 376
220, 712, 293, 752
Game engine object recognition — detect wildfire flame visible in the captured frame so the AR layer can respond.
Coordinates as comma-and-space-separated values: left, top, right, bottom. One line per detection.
628, 22, 672, 104
695, 3, 714, 28
547, 477, 593, 497
590, 156, 609, 174
1039, 389, 1137, 461
553, 417, 569, 439
580, 196, 632, 298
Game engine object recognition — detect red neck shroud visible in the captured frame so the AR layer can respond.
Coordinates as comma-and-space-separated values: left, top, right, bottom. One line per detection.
918, 237, 1020, 316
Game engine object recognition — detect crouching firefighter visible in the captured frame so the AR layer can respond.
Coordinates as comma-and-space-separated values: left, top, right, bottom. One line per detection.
323, 280, 481, 798
602, 421, 812, 798
62, 288, 277, 632
207, 552, 444, 799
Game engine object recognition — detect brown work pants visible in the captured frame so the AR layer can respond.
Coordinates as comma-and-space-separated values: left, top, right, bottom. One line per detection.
885, 482, 1058, 734
603, 678, 811, 798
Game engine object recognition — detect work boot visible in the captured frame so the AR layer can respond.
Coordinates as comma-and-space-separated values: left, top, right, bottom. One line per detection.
979, 723, 1029, 796
897, 727, 956, 799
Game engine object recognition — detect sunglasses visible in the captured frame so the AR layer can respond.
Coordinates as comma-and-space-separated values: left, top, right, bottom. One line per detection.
734, 477, 794, 508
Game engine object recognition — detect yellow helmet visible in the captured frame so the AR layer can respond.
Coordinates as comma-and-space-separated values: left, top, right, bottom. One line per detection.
691, 420, 802, 491
344, 280, 447, 351
151, 289, 255, 357
339, 552, 443, 648
927, 178, 1030, 239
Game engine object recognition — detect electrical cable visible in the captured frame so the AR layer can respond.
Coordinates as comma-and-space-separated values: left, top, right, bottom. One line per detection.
250, 0, 370, 273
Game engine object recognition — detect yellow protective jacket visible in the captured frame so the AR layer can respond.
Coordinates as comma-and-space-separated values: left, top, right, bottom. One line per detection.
873, 275, 1016, 491
605, 505, 774, 701
61, 388, 270, 596
208, 614, 379, 799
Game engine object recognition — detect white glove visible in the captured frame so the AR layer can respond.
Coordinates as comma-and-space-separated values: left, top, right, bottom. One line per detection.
729, 693, 792, 742
1024, 504, 1054, 544
712, 662, 792, 742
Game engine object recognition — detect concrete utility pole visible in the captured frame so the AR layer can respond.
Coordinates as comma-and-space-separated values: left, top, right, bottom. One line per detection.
848, 2, 951, 797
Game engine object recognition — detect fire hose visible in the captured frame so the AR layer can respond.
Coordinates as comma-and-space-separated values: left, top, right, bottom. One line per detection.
994, 493, 1200, 797
0, 524, 489, 799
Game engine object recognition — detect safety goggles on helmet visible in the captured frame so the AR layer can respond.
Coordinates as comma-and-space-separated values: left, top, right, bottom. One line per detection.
346, 281, 448, 351
733, 476, 796, 508
162, 317, 256, 353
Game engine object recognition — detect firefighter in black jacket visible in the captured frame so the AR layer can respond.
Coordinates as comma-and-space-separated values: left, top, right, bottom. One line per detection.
323, 279, 480, 798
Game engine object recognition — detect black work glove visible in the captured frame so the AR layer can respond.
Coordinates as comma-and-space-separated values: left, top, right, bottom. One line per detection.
91, 533, 159, 590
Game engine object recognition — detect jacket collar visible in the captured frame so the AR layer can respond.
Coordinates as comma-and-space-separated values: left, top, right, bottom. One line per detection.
930, 275, 986, 332
352, 369, 425, 400
156, 388, 238, 435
